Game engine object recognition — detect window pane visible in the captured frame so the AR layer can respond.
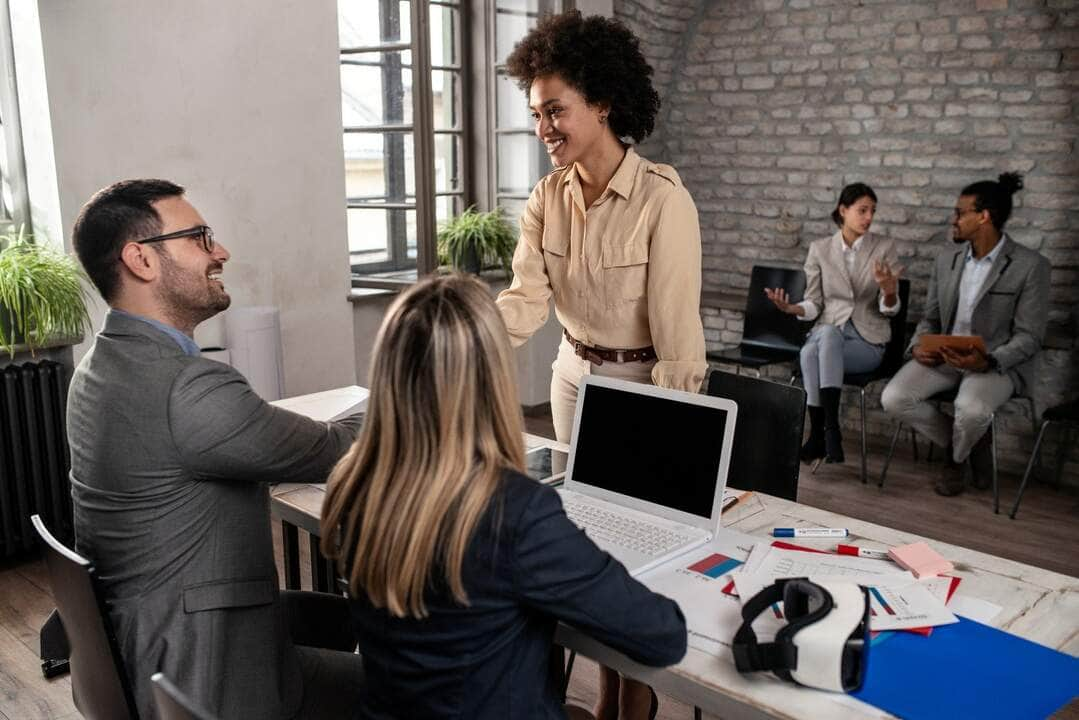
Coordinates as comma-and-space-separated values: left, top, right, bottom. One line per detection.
497, 133, 549, 195
494, 0, 559, 63
341, 52, 412, 127
430, 5, 458, 67
432, 70, 458, 130
338, 0, 411, 47
436, 195, 459, 226
348, 207, 417, 267
496, 71, 529, 129
434, 133, 462, 193
345, 132, 416, 200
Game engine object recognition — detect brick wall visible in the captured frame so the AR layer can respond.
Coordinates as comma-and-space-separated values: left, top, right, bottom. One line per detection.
615, 0, 1079, 484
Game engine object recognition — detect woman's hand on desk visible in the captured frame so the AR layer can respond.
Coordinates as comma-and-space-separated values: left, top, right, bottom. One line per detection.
764, 288, 804, 316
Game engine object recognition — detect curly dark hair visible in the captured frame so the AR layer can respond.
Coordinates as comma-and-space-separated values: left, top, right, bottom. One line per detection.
505, 10, 660, 144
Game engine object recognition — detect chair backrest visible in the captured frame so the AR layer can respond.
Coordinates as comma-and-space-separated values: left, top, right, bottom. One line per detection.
741, 265, 809, 354
152, 673, 219, 720
706, 370, 805, 501
876, 278, 912, 378
31, 514, 138, 720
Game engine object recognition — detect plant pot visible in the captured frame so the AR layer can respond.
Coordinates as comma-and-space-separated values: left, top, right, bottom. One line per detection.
459, 246, 483, 275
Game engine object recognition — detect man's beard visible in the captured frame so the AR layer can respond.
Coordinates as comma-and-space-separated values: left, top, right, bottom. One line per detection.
154, 247, 231, 330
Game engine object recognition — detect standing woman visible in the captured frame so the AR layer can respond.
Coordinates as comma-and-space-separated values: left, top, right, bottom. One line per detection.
496, 10, 707, 445
320, 275, 687, 720
766, 183, 902, 463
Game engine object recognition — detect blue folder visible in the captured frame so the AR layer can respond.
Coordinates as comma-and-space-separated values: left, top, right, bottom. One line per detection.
853, 616, 1079, 719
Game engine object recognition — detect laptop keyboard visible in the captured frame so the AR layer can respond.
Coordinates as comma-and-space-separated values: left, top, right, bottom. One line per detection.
563, 500, 694, 558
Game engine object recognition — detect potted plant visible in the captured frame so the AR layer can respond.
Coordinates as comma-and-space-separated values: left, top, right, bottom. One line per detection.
0, 225, 92, 357
436, 206, 517, 275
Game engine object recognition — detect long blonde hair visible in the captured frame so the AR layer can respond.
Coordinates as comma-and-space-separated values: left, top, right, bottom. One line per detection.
321, 274, 525, 618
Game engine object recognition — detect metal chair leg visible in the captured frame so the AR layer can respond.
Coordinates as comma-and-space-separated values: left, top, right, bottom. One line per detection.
990, 412, 999, 514
910, 429, 918, 462
879, 422, 903, 488
1011, 421, 1050, 519
694, 708, 703, 720
859, 388, 868, 484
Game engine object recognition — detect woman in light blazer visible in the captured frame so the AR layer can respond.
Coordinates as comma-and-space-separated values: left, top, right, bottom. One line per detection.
766, 183, 902, 464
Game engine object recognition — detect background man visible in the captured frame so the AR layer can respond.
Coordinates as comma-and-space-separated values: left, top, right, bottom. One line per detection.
881, 173, 1050, 496
67, 179, 362, 718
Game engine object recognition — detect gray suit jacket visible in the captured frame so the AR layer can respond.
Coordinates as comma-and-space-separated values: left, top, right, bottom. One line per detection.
910, 235, 1051, 394
68, 312, 361, 719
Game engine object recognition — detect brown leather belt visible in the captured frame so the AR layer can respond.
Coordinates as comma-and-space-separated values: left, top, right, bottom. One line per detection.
564, 330, 656, 366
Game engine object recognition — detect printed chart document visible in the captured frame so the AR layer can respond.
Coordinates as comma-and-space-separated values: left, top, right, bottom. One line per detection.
272, 385, 369, 421
742, 543, 912, 580
639, 530, 757, 657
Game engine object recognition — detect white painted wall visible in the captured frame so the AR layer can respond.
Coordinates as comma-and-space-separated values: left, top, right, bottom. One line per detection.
28, 0, 356, 395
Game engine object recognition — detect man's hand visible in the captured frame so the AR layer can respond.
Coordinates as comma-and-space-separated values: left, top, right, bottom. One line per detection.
912, 344, 943, 367
940, 345, 990, 372
764, 287, 802, 316
873, 260, 903, 300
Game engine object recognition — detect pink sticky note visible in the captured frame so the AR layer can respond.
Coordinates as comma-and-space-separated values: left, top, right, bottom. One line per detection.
888, 541, 954, 578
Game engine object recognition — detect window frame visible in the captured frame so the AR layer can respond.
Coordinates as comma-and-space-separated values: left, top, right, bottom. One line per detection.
344, 0, 469, 291
0, 0, 30, 233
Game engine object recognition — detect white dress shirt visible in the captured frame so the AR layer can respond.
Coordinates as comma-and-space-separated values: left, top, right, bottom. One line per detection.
798, 234, 900, 322
951, 238, 1005, 337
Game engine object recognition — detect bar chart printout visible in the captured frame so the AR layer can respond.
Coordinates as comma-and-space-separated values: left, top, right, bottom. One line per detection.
687, 553, 743, 579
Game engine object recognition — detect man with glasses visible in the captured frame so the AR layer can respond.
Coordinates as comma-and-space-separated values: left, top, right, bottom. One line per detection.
63, 179, 364, 718
881, 173, 1050, 496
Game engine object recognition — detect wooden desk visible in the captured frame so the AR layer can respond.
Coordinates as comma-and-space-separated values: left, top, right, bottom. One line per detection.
270, 404, 1079, 717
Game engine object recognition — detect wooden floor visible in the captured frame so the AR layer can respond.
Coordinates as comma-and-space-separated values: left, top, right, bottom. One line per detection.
2, 420, 1076, 720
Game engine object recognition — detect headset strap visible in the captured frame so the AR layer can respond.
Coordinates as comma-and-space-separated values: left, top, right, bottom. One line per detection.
731, 580, 799, 674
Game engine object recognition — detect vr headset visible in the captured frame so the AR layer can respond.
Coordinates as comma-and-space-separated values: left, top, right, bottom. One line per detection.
732, 577, 870, 693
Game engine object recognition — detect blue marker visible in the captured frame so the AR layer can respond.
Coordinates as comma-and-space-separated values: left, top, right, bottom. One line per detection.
773, 527, 848, 538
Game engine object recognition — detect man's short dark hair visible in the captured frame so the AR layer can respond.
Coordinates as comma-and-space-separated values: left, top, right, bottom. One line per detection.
71, 179, 185, 302
960, 172, 1024, 231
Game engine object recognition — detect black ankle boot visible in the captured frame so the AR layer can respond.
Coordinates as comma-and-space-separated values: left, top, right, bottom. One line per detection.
800, 405, 826, 463
821, 387, 845, 463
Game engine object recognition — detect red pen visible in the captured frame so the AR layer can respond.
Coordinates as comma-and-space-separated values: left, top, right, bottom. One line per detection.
836, 544, 891, 560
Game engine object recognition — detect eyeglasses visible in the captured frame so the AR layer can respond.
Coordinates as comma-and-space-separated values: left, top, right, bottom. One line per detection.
134, 225, 215, 254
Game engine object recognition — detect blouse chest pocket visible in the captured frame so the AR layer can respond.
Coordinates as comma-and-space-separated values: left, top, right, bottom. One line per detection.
602, 239, 649, 307
541, 226, 570, 298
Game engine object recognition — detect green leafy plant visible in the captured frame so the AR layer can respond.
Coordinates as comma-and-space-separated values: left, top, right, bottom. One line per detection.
0, 225, 92, 357
436, 206, 518, 275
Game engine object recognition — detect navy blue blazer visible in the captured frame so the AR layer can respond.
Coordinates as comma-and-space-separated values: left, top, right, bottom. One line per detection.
347, 471, 688, 719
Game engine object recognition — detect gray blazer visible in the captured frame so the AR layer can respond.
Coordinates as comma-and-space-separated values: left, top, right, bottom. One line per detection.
910, 235, 1051, 394
67, 312, 361, 719
803, 231, 900, 345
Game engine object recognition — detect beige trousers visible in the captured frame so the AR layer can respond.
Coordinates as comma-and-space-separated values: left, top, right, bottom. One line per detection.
549, 337, 657, 443
880, 359, 1014, 463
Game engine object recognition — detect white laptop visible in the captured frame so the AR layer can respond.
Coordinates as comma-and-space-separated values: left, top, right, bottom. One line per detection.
558, 376, 738, 576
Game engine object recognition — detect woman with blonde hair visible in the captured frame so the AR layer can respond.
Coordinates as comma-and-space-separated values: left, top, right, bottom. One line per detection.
321, 274, 686, 719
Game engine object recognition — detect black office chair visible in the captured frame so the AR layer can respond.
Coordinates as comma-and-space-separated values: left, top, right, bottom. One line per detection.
707, 265, 809, 376
879, 389, 1038, 514
706, 369, 805, 501
1010, 400, 1079, 519
1010, 308, 1079, 519
31, 514, 139, 720
152, 673, 219, 720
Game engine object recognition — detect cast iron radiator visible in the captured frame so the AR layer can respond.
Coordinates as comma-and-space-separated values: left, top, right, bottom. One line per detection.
0, 360, 72, 557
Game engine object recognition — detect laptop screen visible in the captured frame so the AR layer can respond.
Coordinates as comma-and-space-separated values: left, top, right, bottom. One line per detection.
569, 382, 729, 519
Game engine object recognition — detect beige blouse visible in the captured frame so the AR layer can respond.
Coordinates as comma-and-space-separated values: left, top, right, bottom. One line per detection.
496, 147, 707, 393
